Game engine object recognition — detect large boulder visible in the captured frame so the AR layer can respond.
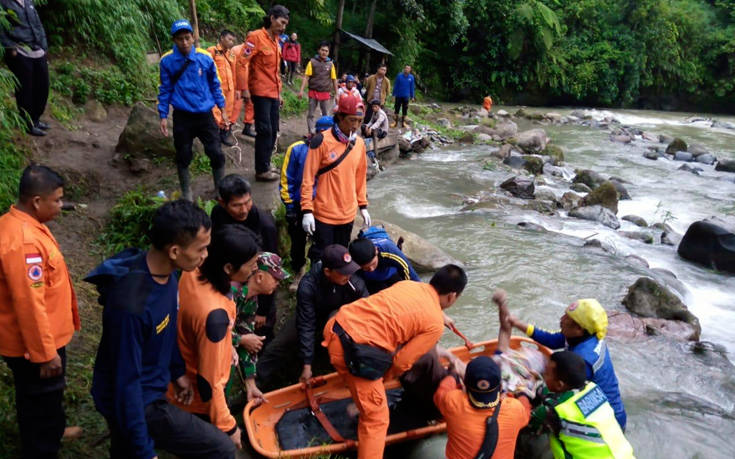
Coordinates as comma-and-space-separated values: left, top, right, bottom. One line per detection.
560, 191, 583, 210
116, 102, 184, 158
513, 129, 548, 153
607, 311, 700, 342
621, 277, 701, 340
609, 179, 631, 200
570, 182, 592, 193
522, 155, 544, 175
569, 205, 620, 229
677, 220, 735, 273
715, 158, 735, 173
674, 151, 694, 162
582, 181, 619, 213
572, 169, 605, 189
474, 120, 518, 140
500, 176, 535, 199
540, 144, 564, 165
696, 153, 716, 165
665, 138, 688, 155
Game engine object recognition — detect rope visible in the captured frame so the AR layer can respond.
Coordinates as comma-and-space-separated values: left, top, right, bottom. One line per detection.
224, 123, 243, 167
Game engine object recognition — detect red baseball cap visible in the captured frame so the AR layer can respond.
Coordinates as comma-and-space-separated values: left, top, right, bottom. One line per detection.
336, 94, 364, 116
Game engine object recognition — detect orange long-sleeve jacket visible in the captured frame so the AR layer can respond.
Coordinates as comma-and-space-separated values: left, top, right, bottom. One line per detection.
235, 28, 282, 99
300, 129, 368, 225
170, 270, 237, 434
208, 44, 235, 94
332, 281, 444, 375
0, 206, 79, 362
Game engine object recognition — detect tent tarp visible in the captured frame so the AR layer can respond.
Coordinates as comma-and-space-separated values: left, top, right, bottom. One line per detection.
340, 29, 393, 56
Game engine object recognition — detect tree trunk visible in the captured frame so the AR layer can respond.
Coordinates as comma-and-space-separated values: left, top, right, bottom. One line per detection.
333, 0, 346, 64
189, 0, 200, 46
365, 0, 377, 37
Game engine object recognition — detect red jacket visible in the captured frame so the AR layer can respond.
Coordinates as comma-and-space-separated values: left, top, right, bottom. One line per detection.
282, 41, 301, 63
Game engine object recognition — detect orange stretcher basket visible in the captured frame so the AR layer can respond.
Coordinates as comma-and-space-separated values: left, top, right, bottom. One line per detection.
243, 337, 551, 458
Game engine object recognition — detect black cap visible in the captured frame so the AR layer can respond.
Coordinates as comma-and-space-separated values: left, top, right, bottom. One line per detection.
464, 356, 501, 409
321, 244, 360, 275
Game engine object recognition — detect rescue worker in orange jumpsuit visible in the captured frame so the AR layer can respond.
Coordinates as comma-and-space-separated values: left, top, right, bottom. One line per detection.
0, 165, 81, 457
235, 4, 290, 182
322, 264, 468, 459
208, 30, 238, 146
231, 40, 256, 138
483, 96, 493, 112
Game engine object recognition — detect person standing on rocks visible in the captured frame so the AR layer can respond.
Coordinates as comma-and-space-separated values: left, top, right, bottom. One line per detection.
300, 94, 370, 263
507, 298, 628, 430
298, 41, 338, 134
0, 0, 50, 136
391, 65, 415, 128
363, 64, 391, 126
235, 5, 290, 182
0, 165, 82, 457
158, 19, 227, 201
207, 29, 238, 147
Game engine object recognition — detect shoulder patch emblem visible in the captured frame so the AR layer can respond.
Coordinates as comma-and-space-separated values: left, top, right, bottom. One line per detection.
329, 151, 337, 160
28, 264, 43, 281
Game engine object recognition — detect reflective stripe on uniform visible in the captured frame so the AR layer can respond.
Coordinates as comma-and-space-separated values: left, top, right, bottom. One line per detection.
560, 419, 605, 443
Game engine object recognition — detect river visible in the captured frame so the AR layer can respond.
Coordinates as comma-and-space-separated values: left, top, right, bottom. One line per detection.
368, 107, 735, 459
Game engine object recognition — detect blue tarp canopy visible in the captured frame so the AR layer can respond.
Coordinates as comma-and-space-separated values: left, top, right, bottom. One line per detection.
339, 29, 393, 56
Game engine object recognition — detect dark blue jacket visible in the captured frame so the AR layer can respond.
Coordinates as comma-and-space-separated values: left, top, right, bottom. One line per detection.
280, 140, 313, 213
0, 0, 47, 51
529, 327, 627, 430
87, 249, 185, 459
157, 45, 225, 119
392, 72, 415, 99
357, 231, 420, 294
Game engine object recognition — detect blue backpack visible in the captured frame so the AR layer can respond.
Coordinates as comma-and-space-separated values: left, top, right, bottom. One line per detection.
358, 225, 404, 250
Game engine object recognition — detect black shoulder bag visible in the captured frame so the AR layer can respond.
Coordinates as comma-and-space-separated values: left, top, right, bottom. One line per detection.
316, 139, 356, 177
170, 59, 192, 87
474, 400, 503, 459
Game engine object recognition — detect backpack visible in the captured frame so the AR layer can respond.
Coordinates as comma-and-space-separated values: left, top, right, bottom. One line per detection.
358, 225, 404, 250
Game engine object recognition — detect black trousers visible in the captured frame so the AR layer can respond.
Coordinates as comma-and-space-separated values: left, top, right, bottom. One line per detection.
172, 110, 225, 170
286, 210, 307, 272
308, 219, 354, 263
252, 95, 280, 174
3, 347, 67, 459
4, 53, 49, 129
394, 97, 409, 117
107, 399, 235, 459
286, 61, 298, 81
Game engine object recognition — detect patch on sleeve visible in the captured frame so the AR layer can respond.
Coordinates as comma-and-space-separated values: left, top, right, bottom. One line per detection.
27, 264, 43, 282
156, 314, 170, 334
25, 253, 42, 264
196, 374, 213, 402
205, 308, 230, 343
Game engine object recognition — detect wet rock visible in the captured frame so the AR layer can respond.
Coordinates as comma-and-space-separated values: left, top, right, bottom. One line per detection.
570, 182, 592, 193
85, 99, 107, 122
658, 134, 674, 144
678, 163, 702, 175
677, 220, 735, 274
534, 189, 558, 204
695, 153, 716, 165
609, 179, 631, 200
522, 155, 544, 175
625, 254, 650, 267
622, 277, 701, 340
476, 133, 493, 143
610, 134, 632, 143
503, 154, 526, 169
545, 112, 562, 122
642, 132, 659, 142
477, 108, 489, 118
715, 158, 735, 173
542, 163, 565, 178
623, 215, 648, 227
436, 118, 452, 128
583, 239, 603, 249
661, 228, 683, 246
572, 169, 605, 189
687, 143, 709, 157
582, 181, 619, 213
496, 109, 510, 117
620, 231, 654, 244
525, 200, 556, 215
540, 144, 564, 165
517, 221, 548, 232
116, 102, 182, 158
665, 138, 688, 155
674, 151, 694, 162
607, 311, 700, 342
398, 137, 411, 153
569, 205, 620, 229
500, 176, 535, 199
712, 120, 735, 130
457, 132, 474, 144
513, 129, 548, 154
475, 120, 518, 140
493, 143, 514, 159
643, 151, 661, 160
560, 191, 583, 210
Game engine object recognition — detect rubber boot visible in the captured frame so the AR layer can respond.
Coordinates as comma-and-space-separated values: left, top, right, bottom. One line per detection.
400, 116, 405, 128
213, 165, 225, 194
220, 128, 235, 146
242, 123, 256, 137
177, 165, 193, 201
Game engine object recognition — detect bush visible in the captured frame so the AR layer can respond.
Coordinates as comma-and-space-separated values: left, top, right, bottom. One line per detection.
99, 189, 165, 255
51, 61, 156, 107
281, 90, 308, 117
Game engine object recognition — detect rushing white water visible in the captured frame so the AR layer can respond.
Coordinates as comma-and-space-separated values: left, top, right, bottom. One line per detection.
370, 107, 735, 459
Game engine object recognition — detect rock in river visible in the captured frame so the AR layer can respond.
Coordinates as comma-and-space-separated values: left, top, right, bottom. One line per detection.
582, 181, 619, 213
513, 128, 548, 153
622, 215, 648, 227
572, 169, 605, 189
674, 151, 694, 162
665, 138, 688, 155
695, 153, 716, 165
569, 205, 620, 229
677, 220, 735, 274
715, 158, 735, 173
678, 164, 702, 175
500, 176, 535, 199
570, 182, 592, 193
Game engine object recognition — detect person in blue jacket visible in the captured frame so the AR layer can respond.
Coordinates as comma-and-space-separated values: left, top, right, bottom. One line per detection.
391, 65, 415, 128
508, 298, 628, 430
87, 200, 235, 459
348, 228, 421, 294
279, 115, 334, 289
158, 19, 227, 202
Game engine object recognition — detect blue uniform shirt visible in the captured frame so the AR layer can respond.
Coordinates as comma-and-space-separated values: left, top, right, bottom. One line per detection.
393, 72, 415, 99
157, 45, 225, 119
358, 239, 420, 293
280, 140, 313, 213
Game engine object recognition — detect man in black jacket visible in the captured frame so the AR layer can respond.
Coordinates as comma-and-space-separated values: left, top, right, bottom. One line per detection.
256, 244, 368, 389
210, 174, 278, 342
0, 0, 50, 136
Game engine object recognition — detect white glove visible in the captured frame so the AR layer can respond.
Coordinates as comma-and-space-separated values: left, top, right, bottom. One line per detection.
302, 213, 315, 235
360, 208, 371, 228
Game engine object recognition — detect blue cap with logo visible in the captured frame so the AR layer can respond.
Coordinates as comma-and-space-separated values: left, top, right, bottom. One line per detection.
464, 356, 502, 409
171, 19, 193, 36
346, 74, 356, 83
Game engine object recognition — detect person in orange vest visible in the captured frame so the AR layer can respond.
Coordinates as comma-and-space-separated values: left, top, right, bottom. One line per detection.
208, 30, 238, 147
231, 39, 257, 138
322, 264, 468, 459
0, 165, 81, 457
483, 95, 493, 112
170, 224, 260, 451
300, 94, 369, 262
235, 5, 290, 182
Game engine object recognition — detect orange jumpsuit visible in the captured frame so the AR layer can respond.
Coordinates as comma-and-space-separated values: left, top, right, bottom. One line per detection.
235, 28, 282, 99
208, 44, 236, 128
322, 281, 445, 458
0, 206, 79, 362
300, 129, 368, 225
231, 43, 254, 125
434, 375, 531, 459
168, 270, 237, 434
483, 96, 493, 112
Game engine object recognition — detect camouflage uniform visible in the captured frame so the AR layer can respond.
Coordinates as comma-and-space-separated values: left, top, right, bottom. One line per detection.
231, 283, 259, 379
